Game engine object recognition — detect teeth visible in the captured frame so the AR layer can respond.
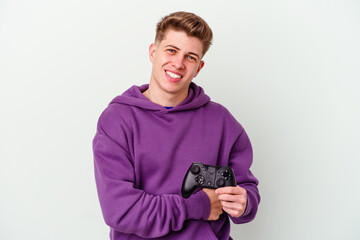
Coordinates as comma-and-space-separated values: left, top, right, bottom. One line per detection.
166, 71, 181, 79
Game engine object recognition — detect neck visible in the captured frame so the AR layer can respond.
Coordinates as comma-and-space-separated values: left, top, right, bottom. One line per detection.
142, 85, 188, 107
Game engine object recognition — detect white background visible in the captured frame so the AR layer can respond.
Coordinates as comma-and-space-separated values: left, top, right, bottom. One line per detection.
1, 0, 359, 239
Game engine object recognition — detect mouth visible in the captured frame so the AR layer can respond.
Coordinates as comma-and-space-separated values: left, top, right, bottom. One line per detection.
165, 70, 183, 82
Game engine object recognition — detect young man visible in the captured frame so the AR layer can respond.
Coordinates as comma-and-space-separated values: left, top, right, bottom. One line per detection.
93, 11, 260, 240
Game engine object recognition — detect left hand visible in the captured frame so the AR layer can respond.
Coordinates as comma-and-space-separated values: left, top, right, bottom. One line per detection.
215, 186, 247, 218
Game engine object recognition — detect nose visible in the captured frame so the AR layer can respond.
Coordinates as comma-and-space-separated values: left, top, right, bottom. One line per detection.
171, 54, 185, 70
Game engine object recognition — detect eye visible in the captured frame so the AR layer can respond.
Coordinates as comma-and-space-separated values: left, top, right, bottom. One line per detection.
167, 49, 175, 53
187, 55, 197, 62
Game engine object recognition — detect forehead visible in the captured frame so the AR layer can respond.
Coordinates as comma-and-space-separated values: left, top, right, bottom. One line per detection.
159, 29, 203, 57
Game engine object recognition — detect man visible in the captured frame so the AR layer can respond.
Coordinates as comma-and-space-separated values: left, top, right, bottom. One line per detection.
93, 11, 260, 240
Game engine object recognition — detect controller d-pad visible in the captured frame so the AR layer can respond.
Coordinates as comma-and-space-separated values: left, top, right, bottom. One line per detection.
195, 175, 205, 185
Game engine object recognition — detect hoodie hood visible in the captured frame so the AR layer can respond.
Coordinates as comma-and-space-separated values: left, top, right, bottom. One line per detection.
109, 82, 211, 113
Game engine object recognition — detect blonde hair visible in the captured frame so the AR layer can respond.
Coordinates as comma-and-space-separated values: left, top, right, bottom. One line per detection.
155, 11, 213, 57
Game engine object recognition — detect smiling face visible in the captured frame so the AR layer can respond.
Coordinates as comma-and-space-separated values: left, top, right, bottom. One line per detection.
148, 29, 205, 104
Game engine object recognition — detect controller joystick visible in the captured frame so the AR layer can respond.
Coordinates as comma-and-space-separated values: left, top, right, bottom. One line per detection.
181, 162, 236, 198
191, 165, 200, 174
216, 178, 225, 187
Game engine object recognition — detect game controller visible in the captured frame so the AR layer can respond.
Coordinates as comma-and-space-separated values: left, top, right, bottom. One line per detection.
181, 162, 236, 198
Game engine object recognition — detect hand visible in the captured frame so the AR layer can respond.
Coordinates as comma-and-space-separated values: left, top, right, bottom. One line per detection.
202, 188, 223, 221
215, 186, 247, 218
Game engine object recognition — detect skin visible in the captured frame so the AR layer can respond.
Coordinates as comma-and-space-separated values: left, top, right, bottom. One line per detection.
143, 28, 247, 220
143, 29, 204, 107
215, 186, 248, 218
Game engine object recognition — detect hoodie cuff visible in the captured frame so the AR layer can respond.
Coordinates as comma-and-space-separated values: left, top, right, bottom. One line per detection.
183, 190, 210, 220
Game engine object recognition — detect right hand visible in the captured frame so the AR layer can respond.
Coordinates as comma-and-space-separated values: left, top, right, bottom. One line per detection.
202, 188, 223, 221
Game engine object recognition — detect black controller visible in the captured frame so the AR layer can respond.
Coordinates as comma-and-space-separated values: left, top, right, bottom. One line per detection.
181, 162, 236, 198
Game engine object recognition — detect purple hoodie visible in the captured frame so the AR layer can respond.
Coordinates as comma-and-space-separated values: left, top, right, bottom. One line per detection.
93, 83, 260, 239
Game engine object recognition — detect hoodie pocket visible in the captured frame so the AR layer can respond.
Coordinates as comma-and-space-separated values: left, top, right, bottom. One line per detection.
125, 221, 218, 240
201, 221, 219, 240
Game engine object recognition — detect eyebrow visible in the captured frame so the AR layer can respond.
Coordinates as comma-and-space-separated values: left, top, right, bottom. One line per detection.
164, 45, 201, 59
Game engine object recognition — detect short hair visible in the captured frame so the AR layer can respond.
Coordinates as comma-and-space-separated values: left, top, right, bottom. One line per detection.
155, 11, 213, 57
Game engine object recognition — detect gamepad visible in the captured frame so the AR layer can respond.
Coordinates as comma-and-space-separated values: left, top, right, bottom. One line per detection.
181, 162, 236, 198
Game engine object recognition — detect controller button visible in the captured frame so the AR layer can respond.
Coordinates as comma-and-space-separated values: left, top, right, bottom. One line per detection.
222, 170, 230, 177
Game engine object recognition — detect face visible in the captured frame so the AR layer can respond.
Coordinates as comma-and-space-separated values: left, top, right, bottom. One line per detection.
148, 29, 205, 98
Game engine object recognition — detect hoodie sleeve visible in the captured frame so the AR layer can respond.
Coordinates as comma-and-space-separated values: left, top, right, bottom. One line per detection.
228, 127, 261, 224
93, 108, 210, 238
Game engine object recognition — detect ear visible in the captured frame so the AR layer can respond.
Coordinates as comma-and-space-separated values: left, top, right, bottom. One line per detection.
194, 60, 205, 77
149, 43, 156, 63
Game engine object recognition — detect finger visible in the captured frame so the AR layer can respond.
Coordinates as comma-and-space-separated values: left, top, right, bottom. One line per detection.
216, 186, 245, 195
218, 193, 238, 202
222, 206, 245, 218
219, 193, 247, 203
221, 200, 245, 211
